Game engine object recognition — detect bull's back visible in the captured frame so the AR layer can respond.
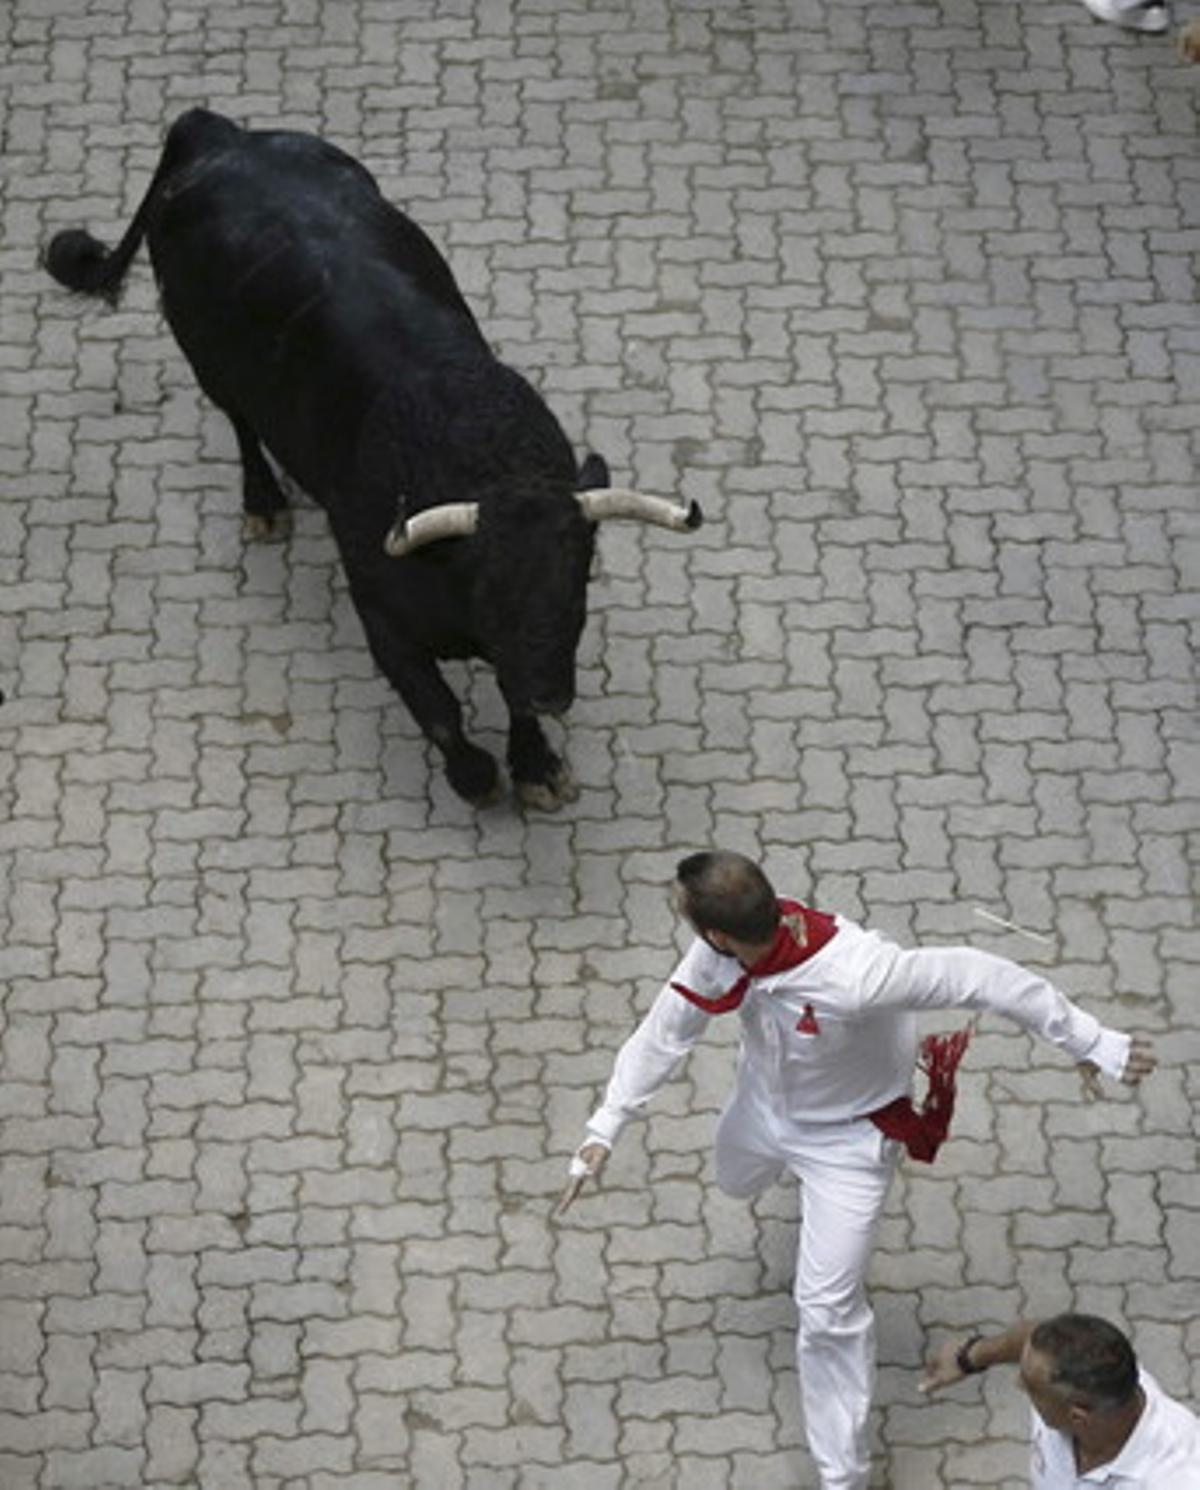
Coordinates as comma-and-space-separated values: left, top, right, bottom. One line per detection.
146, 115, 486, 500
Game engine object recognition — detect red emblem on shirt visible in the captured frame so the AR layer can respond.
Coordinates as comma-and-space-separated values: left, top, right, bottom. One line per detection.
796, 1003, 820, 1035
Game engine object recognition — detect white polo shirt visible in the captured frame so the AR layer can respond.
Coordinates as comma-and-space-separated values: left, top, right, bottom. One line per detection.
1030, 1370, 1200, 1488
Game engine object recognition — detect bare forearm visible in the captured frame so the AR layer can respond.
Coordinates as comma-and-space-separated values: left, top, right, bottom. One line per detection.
921, 1318, 1036, 1392
963, 1320, 1035, 1371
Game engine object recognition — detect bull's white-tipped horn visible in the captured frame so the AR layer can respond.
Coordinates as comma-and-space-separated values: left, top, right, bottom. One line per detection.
384, 502, 479, 557
575, 488, 703, 531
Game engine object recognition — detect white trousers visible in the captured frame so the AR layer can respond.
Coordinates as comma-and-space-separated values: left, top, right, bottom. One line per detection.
714, 1087, 898, 1490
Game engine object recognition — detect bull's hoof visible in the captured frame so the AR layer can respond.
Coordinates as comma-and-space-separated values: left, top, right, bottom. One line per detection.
515, 768, 580, 812
466, 778, 505, 809
447, 745, 501, 805
242, 510, 292, 543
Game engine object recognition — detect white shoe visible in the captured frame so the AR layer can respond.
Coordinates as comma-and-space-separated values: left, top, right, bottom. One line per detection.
1081, 0, 1169, 32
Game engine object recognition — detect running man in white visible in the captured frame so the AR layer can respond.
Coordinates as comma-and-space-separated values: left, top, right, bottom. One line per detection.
921, 1314, 1200, 1488
557, 851, 1157, 1490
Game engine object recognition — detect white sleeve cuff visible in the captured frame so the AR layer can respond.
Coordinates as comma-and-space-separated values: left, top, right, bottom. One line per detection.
584, 1107, 625, 1148
1082, 1027, 1131, 1080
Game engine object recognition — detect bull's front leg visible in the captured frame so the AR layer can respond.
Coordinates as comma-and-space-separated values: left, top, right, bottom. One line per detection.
355, 610, 500, 803
507, 715, 580, 811
400, 660, 502, 804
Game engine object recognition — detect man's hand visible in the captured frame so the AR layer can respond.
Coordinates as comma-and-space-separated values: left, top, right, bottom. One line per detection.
1179, 19, 1200, 61
919, 1338, 970, 1395
555, 1142, 610, 1217
1122, 1036, 1157, 1084
1078, 1036, 1157, 1101
919, 1321, 1032, 1394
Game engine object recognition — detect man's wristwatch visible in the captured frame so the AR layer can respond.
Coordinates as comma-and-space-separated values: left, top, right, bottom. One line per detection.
956, 1334, 986, 1375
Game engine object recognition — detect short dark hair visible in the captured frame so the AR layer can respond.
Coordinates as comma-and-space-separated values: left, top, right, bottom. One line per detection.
675, 852, 780, 944
1030, 1315, 1139, 1413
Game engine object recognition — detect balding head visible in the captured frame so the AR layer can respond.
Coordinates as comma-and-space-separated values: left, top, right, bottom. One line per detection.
674, 851, 780, 945
1025, 1315, 1139, 1416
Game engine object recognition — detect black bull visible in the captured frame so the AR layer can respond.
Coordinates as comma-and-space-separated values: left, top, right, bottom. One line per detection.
45, 108, 701, 809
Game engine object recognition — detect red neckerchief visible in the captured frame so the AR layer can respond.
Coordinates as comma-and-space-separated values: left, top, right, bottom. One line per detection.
670, 899, 838, 1014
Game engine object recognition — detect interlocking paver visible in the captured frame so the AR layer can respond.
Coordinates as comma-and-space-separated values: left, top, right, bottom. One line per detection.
1, 1, 1197, 1486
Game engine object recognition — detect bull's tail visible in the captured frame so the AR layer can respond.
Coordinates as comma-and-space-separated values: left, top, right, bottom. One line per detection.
43, 227, 135, 305
43, 108, 241, 307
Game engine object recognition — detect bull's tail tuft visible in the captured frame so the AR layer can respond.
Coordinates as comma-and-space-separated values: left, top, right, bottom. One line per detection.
41, 108, 231, 308
43, 229, 128, 306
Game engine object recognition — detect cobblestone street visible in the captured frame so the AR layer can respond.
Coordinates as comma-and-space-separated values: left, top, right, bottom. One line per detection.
1, 1, 1198, 1486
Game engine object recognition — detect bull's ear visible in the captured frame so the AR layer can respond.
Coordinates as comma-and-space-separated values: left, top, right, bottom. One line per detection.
384, 501, 479, 556
576, 488, 702, 531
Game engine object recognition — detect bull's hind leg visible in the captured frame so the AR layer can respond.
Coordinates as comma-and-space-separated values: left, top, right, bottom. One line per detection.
229, 414, 291, 541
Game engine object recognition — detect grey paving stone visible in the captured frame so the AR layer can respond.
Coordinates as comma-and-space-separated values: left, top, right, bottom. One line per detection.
2, 2, 1197, 1487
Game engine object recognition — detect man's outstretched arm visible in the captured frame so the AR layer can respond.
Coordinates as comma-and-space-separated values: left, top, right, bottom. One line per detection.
555, 981, 712, 1217
920, 1320, 1036, 1393
856, 936, 1157, 1088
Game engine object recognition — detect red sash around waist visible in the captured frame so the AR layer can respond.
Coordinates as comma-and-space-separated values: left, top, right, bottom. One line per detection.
867, 1026, 974, 1164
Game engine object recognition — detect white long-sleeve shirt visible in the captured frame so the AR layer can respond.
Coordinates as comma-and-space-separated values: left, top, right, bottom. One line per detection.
1031, 1369, 1200, 1487
584, 909, 1131, 1150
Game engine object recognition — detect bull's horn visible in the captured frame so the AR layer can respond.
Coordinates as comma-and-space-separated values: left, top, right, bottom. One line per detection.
384, 502, 479, 557
576, 488, 703, 531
